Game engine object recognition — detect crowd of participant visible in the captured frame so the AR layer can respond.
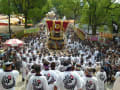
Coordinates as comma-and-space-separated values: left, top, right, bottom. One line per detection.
0, 26, 119, 90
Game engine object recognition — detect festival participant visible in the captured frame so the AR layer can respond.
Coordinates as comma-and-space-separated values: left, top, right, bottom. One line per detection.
54, 55, 60, 67
42, 60, 58, 90
0, 60, 19, 90
48, 62, 60, 90
0, 60, 3, 70
50, 62, 60, 75
26, 65, 49, 90
96, 67, 107, 90
95, 62, 101, 72
55, 59, 83, 90
115, 66, 120, 79
26, 65, 36, 84
83, 68, 99, 90
104, 62, 112, 83
21, 57, 28, 82
74, 63, 85, 89
75, 64, 85, 77
113, 76, 120, 90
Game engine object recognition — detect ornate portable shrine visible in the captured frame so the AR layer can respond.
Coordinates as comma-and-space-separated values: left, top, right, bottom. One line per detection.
46, 20, 69, 50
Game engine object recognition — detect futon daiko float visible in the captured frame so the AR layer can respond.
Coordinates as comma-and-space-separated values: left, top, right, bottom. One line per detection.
46, 20, 69, 50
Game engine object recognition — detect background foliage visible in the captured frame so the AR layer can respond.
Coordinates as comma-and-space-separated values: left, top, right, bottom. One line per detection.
0, 0, 120, 34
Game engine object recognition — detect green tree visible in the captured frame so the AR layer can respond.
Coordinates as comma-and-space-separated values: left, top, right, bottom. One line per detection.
12, 0, 48, 28
80, 0, 117, 35
106, 3, 120, 33
0, 0, 16, 14
28, 1, 52, 25
51, 0, 83, 21
51, 0, 64, 17
0, 0, 49, 28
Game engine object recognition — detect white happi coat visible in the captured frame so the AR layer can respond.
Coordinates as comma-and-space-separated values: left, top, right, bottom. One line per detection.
113, 77, 120, 90
26, 75, 48, 90
96, 71, 107, 90
0, 70, 19, 90
83, 76, 99, 90
56, 71, 83, 90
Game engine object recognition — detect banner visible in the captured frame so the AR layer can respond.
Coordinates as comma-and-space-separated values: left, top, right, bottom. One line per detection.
46, 20, 53, 31
54, 20, 62, 32
99, 32, 113, 38
63, 21, 69, 32
90, 36, 98, 41
24, 28, 39, 34
74, 28, 85, 40
46, 20, 69, 32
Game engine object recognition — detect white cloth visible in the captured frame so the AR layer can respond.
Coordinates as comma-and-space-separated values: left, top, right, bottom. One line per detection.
56, 71, 83, 90
76, 70, 85, 77
26, 75, 49, 90
96, 71, 107, 90
0, 70, 19, 90
41, 70, 59, 90
26, 72, 35, 83
113, 76, 120, 90
21, 61, 28, 79
115, 71, 120, 79
83, 76, 99, 90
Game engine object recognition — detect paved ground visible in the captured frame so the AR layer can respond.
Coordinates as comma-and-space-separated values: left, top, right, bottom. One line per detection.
16, 75, 26, 90
15, 75, 113, 90
0, 26, 24, 33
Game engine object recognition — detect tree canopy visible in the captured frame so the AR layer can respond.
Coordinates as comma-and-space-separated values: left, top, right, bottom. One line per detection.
0, 0, 120, 34
51, 0, 120, 34
0, 0, 49, 28
80, 0, 119, 34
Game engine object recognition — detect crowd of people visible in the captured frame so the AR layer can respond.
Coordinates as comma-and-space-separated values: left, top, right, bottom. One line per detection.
0, 25, 119, 90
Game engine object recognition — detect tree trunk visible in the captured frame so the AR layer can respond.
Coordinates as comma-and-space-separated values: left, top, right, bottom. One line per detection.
92, 25, 97, 35
25, 13, 28, 28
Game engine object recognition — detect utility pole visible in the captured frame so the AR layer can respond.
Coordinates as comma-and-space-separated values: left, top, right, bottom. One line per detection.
8, 0, 11, 39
